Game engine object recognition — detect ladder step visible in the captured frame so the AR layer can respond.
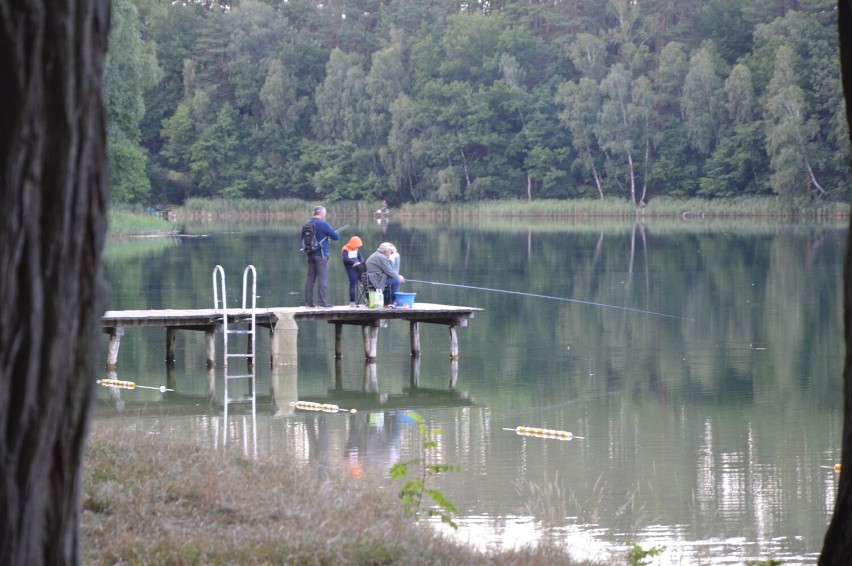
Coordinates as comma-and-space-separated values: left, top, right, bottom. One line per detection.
226, 373, 254, 380
226, 353, 253, 358
227, 329, 254, 334
225, 396, 255, 404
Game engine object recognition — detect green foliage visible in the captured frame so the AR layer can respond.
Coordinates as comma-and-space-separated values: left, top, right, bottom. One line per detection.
124, 0, 845, 205
625, 540, 665, 565
108, 137, 152, 205
389, 411, 461, 529
105, 0, 161, 203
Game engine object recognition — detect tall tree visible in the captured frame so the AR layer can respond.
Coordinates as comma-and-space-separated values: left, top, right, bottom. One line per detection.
0, 1, 111, 564
764, 44, 825, 198
105, 0, 161, 204
681, 44, 724, 156
556, 77, 605, 197
597, 63, 655, 207
819, 5, 852, 563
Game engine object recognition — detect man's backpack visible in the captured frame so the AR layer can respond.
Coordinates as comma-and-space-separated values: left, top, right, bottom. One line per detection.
300, 221, 320, 254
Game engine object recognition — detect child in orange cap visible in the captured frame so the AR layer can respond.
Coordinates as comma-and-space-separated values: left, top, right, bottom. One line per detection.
341, 236, 365, 307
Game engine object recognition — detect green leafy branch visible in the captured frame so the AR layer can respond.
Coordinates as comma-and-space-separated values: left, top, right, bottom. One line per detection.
625, 540, 665, 565
389, 411, 461, 529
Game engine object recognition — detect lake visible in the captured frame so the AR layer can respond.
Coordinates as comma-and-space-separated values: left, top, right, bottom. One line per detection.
97, 215, 847, 565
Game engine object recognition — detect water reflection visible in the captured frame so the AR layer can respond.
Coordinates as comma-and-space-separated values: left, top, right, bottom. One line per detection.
97, 218, 847, 564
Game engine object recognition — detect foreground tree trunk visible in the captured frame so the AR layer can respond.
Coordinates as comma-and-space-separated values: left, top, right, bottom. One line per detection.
820, 2, 852, 562
0, 1, 110, 565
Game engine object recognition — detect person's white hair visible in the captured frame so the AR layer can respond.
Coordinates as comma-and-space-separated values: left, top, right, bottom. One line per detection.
377, 242, 394, 253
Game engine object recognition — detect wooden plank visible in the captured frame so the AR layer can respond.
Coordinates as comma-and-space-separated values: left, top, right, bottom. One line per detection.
100, 303, 483, 369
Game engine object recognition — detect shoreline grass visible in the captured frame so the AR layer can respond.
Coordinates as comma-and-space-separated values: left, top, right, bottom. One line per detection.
82, 422, 596, 565
108, 210, 176, 237
107, 196, 849, 238
169, 196, 849, 221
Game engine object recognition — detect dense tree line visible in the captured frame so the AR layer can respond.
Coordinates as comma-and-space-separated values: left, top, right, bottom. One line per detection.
107, 0, 847, 207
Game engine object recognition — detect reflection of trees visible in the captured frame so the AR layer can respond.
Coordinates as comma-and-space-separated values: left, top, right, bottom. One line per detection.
441, 222, 845, 410
103, 220, 846, 409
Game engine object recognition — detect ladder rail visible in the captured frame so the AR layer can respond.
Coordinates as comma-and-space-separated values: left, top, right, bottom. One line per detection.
214, 264, 258, 451
212, 265, 228, 362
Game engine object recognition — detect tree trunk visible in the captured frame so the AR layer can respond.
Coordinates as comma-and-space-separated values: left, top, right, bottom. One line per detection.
819, 1, 852, 563
0, 1, 111, 565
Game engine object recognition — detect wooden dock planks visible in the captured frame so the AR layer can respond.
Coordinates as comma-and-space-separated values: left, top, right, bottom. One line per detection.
100, 303, 483, 370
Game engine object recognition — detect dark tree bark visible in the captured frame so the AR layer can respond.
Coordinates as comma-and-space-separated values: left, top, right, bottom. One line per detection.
0, 1, 110, 565
820, 2, 852, 563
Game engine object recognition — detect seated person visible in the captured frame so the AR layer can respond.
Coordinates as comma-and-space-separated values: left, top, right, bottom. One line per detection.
365, 242, 405, 306
388, 244, 400, 274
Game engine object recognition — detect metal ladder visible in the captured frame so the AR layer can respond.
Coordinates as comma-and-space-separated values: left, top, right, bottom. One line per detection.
212, 265, 258, 451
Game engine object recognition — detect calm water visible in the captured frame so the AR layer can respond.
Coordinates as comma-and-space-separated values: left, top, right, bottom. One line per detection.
97, 216, 847, 564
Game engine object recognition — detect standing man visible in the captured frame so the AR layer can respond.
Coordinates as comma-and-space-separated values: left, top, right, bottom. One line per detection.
302, 206, 340, 308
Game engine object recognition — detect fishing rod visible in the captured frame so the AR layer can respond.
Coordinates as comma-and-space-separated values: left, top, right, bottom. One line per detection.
315, 225, 349, 250
406, 279, 684, 320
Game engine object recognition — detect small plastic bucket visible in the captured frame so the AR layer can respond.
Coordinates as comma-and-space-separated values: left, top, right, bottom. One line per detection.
395, 292, 416, 307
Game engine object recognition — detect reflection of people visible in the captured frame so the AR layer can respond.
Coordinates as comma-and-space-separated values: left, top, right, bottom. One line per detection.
303, 206, 339, 308
341, 236, 364, 307
366, 242, 405, 307
305, 413, 331, 480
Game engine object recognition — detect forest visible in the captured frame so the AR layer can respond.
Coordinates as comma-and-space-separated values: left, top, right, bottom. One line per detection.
106, 0, 847, 208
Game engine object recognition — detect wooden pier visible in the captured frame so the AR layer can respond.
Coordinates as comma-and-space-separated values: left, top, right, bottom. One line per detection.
100, 304, 483, 370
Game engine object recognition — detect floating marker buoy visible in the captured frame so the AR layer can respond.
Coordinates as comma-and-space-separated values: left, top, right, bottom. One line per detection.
96, 379, 171, 392
503, 426, 584, 440
289, 400, 356, 414
97, 378, 136, 390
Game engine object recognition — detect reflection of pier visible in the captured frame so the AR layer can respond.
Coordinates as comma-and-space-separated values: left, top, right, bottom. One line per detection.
95, 352, 474, 416
101, 304, 482, 370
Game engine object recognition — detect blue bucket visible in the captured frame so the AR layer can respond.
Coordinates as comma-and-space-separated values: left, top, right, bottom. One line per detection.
395, 292, 416, 307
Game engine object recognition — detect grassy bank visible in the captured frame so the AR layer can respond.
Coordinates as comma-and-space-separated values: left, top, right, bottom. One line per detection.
108, 210, 175, 237
82, 423, 595, 566
395, 196, 849, 219
171, 196, 849, 221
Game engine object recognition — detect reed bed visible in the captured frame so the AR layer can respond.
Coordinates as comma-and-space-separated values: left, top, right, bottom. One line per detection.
178, 198, 383, 220
82, 422, 596, 565
395, 196, 849, 219
166, 196, 849, 222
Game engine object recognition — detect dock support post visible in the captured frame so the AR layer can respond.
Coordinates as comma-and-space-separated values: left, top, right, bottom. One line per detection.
106, 327, 124, 371
205, 328, 216, 369
410, 356, 421, 388
166, 328, 176, 368
449, 325, 459, 361
268, 327, 276, 366
334, 323, 343, 359
364, 361, 379, 392
363, 325, 378, 362
410, 321, 421, 357
271, 313, 298, 416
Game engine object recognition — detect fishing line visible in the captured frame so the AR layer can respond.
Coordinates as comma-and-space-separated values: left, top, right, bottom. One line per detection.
96, 379, 173, 392
406, 279, 685, 320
